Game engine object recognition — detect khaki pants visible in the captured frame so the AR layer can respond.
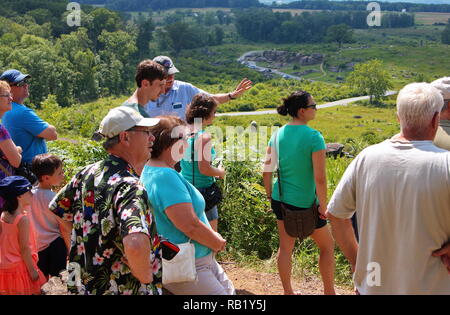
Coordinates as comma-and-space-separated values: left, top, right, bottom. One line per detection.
164, 253, 235, 295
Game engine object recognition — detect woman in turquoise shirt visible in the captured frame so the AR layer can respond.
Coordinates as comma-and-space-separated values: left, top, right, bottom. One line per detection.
263, 91, 336, 295
180, 94, 225, 232
141, 115, 235, 295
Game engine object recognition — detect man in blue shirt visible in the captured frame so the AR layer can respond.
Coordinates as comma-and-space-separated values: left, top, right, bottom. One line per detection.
0, 69, 57, 164
146, 56, 253, 120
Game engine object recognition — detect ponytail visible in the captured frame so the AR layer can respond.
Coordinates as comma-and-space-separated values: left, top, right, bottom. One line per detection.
276, 104, 289, 116
279, 90, 311, 118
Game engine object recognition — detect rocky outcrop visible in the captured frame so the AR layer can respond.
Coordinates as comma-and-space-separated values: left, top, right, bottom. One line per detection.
243, 50, 324, 66
292, 69, 320, 76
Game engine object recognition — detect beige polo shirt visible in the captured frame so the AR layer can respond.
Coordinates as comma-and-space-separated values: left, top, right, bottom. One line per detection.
434, 120, 450, 151
328, 139, 450, 295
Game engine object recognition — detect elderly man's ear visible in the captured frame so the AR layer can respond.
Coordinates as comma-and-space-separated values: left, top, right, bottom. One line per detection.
432, 111, 440, 129
119, 131, 130, 144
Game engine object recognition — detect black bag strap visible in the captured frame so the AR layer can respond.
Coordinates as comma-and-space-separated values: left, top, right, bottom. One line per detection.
191, 132, 196, 187
274, 129, 283, 201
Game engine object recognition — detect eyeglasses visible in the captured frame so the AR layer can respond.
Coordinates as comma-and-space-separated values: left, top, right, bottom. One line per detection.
12, 81, 28, 87
304, 104, 317, 110
0, 93, 12, 98
127, 128, 153, 137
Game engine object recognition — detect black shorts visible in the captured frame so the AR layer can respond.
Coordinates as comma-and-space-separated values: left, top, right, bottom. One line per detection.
271, 199, 327, 229
38, 237, 67, 277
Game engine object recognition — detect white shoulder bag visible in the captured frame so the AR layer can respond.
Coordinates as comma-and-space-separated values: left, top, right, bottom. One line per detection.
162, 240, 197, 285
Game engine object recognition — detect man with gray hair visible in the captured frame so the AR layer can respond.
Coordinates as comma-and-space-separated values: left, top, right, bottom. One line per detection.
327, 83, 450, 294
431, 77, 450, 150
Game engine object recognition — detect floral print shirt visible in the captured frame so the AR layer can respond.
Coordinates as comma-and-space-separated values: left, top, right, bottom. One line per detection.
0, 124, 13, 179
50, 155, 162, 295
0, 124, 14, 209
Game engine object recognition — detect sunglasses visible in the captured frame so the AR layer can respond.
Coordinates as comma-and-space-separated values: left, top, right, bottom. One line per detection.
304, 104, 317, 110
0, 93, 12, 98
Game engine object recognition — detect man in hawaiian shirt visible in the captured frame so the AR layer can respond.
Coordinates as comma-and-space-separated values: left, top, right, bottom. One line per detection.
50, 106, 162, 295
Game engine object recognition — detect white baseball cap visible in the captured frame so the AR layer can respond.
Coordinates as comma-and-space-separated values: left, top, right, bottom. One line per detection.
98, 106, 159, 138
153, 56, 179, 75
431, 77, 450, 100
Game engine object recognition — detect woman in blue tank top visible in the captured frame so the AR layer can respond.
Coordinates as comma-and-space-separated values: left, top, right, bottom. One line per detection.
180, 94, 225, 232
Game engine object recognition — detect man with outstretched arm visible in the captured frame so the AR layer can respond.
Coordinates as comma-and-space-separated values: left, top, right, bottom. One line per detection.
146, 55, 252, 120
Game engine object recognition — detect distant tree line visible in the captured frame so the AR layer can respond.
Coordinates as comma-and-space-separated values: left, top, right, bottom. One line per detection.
234, 9, 414, 43
78, 0, 450, 13
275, 0, 450, 14
0, 1, 158, 107
78, 0, 262, 11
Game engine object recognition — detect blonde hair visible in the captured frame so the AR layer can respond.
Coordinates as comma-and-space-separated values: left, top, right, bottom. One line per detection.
0, 81, 10, 94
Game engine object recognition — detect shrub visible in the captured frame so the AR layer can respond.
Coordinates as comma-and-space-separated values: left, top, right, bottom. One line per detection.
218, 160, 278, 259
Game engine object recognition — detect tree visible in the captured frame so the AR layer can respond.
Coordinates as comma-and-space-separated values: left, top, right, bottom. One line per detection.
163, 22, 206, 54
347, 60, 393, 104
136, 17, 155, 58
97, 30, 137, 94
214, 25, 224, 45
326, 24, 353, 48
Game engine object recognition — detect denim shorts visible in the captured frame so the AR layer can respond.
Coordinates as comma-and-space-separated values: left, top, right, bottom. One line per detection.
271, 199, 327, 229
206, 205, 219, 221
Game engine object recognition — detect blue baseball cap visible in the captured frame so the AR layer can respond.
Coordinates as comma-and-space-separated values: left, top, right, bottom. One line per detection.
0, 69, 31, 84
0, 176, 32, 199
153, 56, 179, 75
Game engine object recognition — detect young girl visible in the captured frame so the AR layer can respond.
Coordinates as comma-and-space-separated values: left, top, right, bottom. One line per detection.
0, 176, 46, 295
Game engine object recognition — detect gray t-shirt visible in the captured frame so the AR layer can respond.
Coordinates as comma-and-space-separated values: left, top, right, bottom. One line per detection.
30, 187, 60, 252
328, 139, 450, 295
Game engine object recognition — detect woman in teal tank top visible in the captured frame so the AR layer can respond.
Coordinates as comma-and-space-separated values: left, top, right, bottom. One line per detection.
262, 90, 336, 295
180, 94, 225, 232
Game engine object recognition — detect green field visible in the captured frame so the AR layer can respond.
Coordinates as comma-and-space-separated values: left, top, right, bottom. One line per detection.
415, 12, 450, 25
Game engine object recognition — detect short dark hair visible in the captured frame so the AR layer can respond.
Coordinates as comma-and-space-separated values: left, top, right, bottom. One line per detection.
149, 115, 186, 159
1, 196, 18, 215
277, 90, 311, 118
31, 153, 63, 182
135, 60, 167, 88
185, 93, 218, 124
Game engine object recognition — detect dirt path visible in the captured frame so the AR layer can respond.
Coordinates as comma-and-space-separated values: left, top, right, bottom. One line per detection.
222, 263, 354, 295
42, 263, 354, 295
